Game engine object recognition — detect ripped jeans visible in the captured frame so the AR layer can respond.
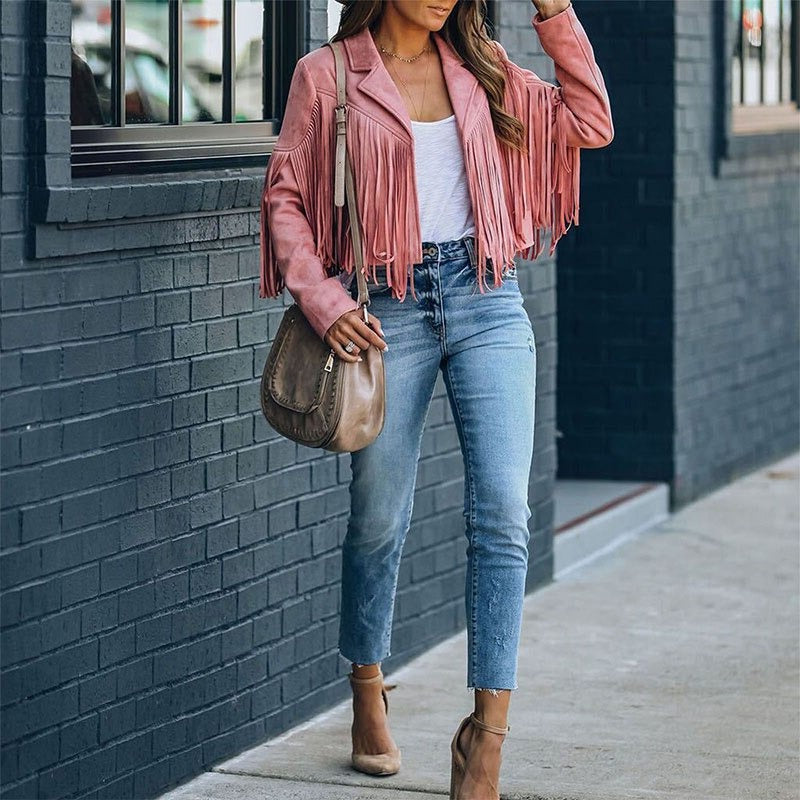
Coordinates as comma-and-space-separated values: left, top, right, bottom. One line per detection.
337, 236, 537, 692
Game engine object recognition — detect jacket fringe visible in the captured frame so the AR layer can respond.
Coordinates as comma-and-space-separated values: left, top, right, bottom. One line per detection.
259, 95, 339, 299
260, 80, 580, 302
260, 98, 423, 302
462, 111, 519, 291
500, 76, 581, 267
259, 149, 286, 299
345, 111, 422, 300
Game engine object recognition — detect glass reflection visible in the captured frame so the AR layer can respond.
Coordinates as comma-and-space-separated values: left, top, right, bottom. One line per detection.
71, 0, 266, 126
780, 0, 791, 101
235, 0, 265, 120
125, 0, 170, 123
183, 0, 223, 121
762, 0, 780, 104
71, 0, 111, 125
742, 0, 763, 105
732, 0, 742, 106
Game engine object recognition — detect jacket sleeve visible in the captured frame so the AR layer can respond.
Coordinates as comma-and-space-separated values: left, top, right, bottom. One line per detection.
494, 2, 614, 149
531, 2, 614, 148
259, 57, 359, 342
492, 2, 613, 257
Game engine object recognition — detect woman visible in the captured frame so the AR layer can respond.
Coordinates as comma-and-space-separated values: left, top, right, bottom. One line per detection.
259, 1, 613, 797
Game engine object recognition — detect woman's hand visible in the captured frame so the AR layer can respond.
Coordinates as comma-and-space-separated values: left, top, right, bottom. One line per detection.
324, 308, 388, 363
530, 0, 571, 20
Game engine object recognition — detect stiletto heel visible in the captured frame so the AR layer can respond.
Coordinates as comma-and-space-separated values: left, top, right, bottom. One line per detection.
349, 669, 402, 776
449, 712, 510, 800
450, 714, 470, 799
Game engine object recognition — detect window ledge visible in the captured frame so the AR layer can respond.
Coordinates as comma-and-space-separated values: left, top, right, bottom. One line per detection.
718, 104, 800, 178
731, 103, 800, 135
729, 127, 799, 158
31, 165, 267, 226
30, 165, 273, 260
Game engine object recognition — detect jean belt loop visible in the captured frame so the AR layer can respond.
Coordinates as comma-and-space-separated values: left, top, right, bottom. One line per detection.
464, 236, 476, 270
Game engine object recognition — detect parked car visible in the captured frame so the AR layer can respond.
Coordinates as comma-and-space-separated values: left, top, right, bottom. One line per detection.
71, 19, 215, 124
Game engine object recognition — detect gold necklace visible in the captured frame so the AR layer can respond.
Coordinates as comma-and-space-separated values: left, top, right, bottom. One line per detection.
385, 48, 431, 122
377, 40, 430, 63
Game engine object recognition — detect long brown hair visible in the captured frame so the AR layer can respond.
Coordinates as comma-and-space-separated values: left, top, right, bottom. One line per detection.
330, 0, 525, 152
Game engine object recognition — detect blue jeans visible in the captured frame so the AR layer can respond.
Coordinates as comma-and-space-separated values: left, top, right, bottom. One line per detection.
338, 236, 537, 692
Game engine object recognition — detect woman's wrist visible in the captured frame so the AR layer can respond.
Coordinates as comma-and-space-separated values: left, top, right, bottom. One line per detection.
532, 1, 572, 21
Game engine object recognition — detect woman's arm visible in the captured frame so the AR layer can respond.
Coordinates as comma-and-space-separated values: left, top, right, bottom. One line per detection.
491, 2, 613, 258
495, 1, 614, 149
259, 58, 360, 341
531, 1, 614, 147
495, 3, 614, 148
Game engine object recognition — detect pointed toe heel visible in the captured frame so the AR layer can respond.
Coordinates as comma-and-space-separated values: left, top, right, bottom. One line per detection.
349, 669, 402, 777
351, 748, 402, 776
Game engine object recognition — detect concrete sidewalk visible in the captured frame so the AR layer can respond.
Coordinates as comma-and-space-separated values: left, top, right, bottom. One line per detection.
160, 453, 800, 800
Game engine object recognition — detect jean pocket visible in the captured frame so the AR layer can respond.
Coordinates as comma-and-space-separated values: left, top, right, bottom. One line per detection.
480, 259, 518, 283
479, 267, 518, 291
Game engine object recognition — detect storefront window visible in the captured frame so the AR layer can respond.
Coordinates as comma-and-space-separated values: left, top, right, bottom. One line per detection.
70, 0, 304, 175
730, 0, 799, 133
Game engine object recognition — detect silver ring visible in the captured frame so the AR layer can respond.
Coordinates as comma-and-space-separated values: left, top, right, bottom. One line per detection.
344, 340, 356, 353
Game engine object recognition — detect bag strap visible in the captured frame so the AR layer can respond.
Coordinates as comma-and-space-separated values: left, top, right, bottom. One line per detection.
328, 40, 371, 319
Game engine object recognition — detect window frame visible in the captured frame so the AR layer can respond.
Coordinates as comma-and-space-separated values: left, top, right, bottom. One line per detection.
727, 0, 800, 136
714, 0, 800, 169
70, 0, 306, 177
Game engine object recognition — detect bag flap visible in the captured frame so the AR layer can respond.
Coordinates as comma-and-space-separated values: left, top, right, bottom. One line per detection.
267, 308, 332, 413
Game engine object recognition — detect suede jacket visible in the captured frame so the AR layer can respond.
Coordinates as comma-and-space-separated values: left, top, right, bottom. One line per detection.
259, 2, 614, 340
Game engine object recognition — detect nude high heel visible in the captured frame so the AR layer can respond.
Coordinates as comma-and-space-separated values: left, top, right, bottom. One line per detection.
349, 669, 402, 776
449, 712, 510, 800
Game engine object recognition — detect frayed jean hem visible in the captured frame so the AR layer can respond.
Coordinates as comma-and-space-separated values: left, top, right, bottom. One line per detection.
468, 686, 515, 696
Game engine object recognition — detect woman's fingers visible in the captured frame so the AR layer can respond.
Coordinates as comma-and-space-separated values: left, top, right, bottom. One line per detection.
351, 316, 388, 351
337, 321, 372, 352
322, 308, 388, 365
367, 311, 386, 341
329, 338, 361, 363
324, 320, 360, 362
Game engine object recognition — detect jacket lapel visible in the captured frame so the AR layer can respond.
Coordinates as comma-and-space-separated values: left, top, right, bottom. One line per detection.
344, 27, 412, 142
432, 31, 484, 140
342, 26, 483, 144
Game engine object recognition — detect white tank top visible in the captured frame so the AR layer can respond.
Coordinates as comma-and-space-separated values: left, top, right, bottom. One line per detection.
410, 114, 476, 243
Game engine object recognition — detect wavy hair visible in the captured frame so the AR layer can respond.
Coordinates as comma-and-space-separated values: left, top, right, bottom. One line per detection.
330, 0, 525, 152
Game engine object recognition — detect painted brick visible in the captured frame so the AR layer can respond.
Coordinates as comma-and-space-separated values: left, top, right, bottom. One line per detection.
554, 0, 798, 505
6, 2, 791, 799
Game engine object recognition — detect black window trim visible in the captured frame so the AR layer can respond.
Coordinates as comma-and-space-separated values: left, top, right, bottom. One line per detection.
70, 0, 306, 178
714, 0, 800, 171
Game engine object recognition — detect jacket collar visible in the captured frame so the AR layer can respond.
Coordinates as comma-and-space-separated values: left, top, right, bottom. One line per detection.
341, 26, 482, 143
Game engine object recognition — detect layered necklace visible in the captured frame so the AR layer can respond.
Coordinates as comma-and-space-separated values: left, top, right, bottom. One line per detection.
376, 36, 432, 122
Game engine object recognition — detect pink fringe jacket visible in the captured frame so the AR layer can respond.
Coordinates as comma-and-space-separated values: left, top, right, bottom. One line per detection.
259, 2, 614, 340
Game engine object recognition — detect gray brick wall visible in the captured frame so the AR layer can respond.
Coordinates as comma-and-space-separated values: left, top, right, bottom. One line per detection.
552, 0, 798, 505
672, 0, 799, 503
1, 2, 556, 798
553, 0, 676, 485
308, 0, 330, 47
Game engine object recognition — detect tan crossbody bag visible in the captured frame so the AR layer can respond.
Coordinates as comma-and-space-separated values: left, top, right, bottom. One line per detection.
259, 40, 386, 452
